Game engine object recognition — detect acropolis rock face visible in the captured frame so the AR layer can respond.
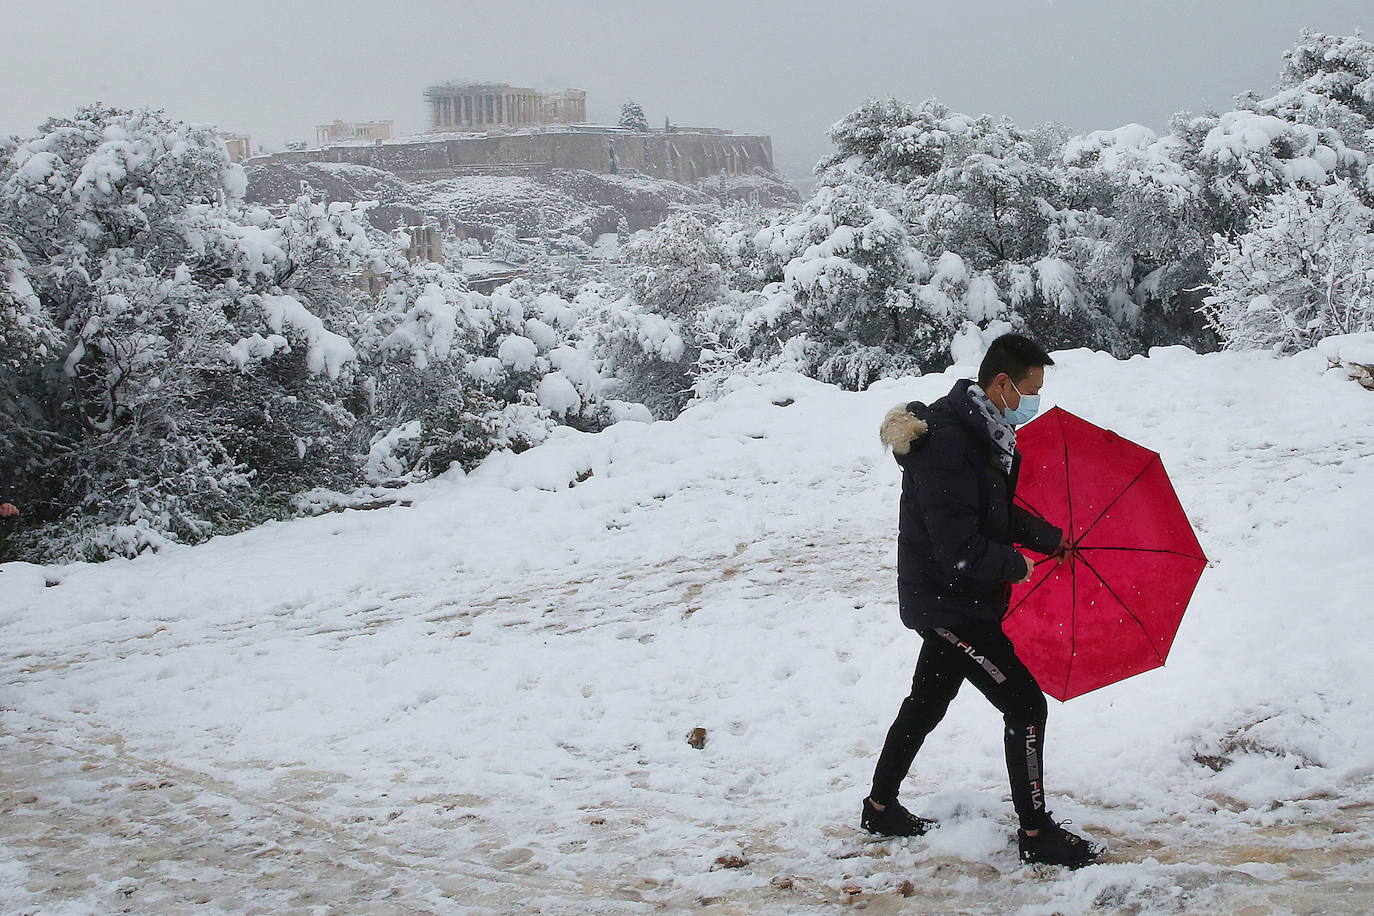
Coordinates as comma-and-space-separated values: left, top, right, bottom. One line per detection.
247, 80, 798, 240
259, 128, 780, 187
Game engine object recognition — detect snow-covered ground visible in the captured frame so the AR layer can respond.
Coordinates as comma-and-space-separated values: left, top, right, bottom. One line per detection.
3, 347, 1374, 915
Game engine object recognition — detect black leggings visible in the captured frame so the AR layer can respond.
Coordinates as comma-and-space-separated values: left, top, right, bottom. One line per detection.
869, 622, 1049, 830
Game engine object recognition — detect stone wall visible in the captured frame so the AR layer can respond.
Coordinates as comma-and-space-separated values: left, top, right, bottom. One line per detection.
254, 130, 778, 184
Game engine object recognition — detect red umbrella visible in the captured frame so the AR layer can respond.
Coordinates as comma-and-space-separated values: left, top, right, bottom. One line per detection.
1005, 407, 1207, 701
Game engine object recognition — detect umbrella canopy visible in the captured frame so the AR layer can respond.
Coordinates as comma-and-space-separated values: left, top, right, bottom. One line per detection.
1004, 407, 1207, 701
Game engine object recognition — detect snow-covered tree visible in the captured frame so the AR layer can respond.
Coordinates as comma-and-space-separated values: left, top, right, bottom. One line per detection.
0, 105, 641, 562
751, 172, 944, 385
586, 213, 727, 416
1055, 122, 1214, 347
618, 100, 650, 133
901, 111, 1059, 270
1203, 180, 1374, 352
0, 105, 393, 558
1249, 30, 1374, 156
821, 97, 949, 184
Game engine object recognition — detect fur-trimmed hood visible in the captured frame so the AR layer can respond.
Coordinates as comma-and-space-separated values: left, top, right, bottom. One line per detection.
881, 381, 998, 457
880, 403, 929, 456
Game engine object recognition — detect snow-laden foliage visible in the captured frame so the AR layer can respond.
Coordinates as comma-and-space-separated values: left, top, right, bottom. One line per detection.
0, 105, 635, 562
586, 213, 722, 417
590, 30, 1374, 405
618, 100, 650, 133
1204, 180, 1374, 352
1249, 29, 1374, 155
5, 31, 1373, 559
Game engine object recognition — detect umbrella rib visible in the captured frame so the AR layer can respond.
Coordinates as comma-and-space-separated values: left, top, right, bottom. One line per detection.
1075, 551, 1166, 666
1073, 455, 1159, 546
1015, 495, 1051, 524
1002, 558, 1060, 622
1079, 546, 1208, 562
1060, 410, 1077, 699
1064, 547, 1077, 698
1058, 410, 1073, 538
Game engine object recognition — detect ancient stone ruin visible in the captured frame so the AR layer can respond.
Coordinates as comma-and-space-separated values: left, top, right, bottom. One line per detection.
257, 81, 781, 186
423, 81, 587, 132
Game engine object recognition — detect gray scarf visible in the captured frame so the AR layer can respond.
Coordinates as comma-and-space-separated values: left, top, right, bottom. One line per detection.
968, 383, 1016, 475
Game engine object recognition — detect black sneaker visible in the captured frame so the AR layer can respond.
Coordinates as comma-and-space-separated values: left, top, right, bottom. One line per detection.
860, 798, 936, 837
1017, 815, 1103, 868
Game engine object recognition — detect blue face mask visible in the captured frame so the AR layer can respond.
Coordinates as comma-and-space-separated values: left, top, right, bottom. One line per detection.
1000, 379, 1040, 425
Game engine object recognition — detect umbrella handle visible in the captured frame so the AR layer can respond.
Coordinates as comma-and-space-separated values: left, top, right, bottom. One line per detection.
1033, 541, 1078, 566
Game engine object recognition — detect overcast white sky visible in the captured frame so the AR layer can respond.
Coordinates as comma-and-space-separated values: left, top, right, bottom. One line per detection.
2, 0, 1370, 179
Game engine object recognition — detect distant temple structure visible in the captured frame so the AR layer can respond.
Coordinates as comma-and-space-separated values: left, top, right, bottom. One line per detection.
256, 80, 783, 193
315, 120, 393, 146
423, 81, 587, 132
218, 132, 252, 163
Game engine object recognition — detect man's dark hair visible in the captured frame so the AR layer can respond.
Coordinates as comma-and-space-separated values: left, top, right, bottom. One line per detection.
976, 334, 1054, 386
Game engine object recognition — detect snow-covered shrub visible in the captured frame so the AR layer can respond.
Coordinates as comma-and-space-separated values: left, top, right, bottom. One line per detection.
583, 214, 727, 417
363, 269, 623, 473
701, 173, 947, 388
816, 97, 1147, 357
0, 105, 317, 559
1204, 180, 1374, 352
0, 106, 640, 562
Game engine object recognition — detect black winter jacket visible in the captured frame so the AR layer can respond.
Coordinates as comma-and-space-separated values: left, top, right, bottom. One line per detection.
880, 379, 1062, 630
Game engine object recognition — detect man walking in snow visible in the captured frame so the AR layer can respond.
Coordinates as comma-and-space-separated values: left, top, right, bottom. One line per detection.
862, 333, 1101, 869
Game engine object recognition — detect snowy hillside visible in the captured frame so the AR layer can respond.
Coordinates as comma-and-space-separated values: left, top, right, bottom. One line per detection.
3, 346, 1374, 914
243, 160, 798, 239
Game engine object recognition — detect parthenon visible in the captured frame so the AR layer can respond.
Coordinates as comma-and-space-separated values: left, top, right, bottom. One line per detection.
424, 81, 587, 132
